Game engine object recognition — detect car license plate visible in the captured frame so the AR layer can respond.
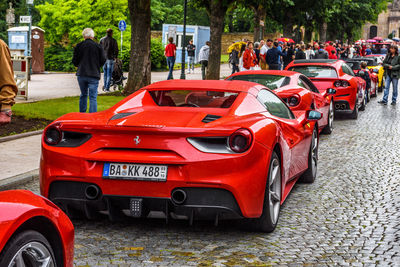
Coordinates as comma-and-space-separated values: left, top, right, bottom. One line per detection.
103, 163, 167, 181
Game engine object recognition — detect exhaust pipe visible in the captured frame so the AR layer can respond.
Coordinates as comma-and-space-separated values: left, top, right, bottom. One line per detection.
171, 189, 187, 205
335, 103, 341, 110
341, 104, 346, 110
85, 185, 100, 200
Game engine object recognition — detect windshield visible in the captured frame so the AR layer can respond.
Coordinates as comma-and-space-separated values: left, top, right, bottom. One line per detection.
228, 74, 290, 90
289, 66, 338, 78
346, 62, 361, 70
148, 90, 238, 108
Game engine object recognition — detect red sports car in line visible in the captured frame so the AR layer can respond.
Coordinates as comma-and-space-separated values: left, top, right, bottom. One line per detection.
40, 80, 322, 232
0, 190, 74, 267
344, 58, 379, 99
227, 70, 336, 134
286, 59, 366, 119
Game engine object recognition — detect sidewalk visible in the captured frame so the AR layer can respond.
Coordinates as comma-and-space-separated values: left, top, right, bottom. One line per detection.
0, 135, 41, 188
17, 64, 233, 103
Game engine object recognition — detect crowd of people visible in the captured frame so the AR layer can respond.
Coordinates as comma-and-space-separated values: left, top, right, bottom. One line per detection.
228, 39, 391, 73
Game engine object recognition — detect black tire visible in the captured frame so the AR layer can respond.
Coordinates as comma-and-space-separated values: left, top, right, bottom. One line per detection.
322, 101, 334, 134
299, 127, 318, 183
366, 89, 370, 103
244, 151, 281, 232
350, 99, 359, 119
0, 230, 56, 267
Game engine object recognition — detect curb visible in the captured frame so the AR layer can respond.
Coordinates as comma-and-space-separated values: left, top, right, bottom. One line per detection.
0, 130, 42, 143
0, 169, 39, 190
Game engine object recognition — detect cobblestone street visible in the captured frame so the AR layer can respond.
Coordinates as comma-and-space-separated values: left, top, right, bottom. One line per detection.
12, 99, 400, 266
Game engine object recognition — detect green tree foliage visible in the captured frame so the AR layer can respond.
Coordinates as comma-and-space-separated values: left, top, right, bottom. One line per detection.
36, 0, 128, 45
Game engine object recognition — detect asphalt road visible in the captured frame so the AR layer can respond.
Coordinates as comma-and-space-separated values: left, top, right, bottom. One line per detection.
11, 96, 400, 266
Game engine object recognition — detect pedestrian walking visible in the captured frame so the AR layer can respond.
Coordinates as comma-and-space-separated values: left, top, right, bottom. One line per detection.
0, 39, 18, 125
164, 37, 176, 80
187, 40, 196, 74
242, 42, 258, 71
266, 42, 287, 70
72, 28, 106, 113
229, 46, 240, 74
378, 45, 400, 105
100, 28, 118, 92
198, 41, 210, 80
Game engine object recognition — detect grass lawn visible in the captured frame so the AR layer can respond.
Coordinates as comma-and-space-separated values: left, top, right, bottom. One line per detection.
13, 95, 125, 121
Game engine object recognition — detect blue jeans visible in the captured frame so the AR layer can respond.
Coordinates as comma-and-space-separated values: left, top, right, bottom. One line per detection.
383, 75, 398, 103
166, 57, 175, 80
188, 56, 195, 71
77, 76, 99, 113
103, 59, 114, 90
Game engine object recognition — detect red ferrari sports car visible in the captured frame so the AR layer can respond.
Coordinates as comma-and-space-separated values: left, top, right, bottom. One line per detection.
344, 58, 379, 99
227, 70, 336, 134
40, 80, 322, 232
0, 190, 74, 267
286, 59, 366, 119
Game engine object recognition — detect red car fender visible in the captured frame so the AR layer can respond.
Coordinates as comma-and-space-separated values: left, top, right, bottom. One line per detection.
0, 190, 74, 267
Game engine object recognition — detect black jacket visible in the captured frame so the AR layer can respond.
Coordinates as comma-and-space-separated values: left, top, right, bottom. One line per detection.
229, 50, 239, 65
266, 47, 286, 65
72, 39, 106, 79
187, 44, 196, 57
100, 36, 119, 60
295, 50, 306, 60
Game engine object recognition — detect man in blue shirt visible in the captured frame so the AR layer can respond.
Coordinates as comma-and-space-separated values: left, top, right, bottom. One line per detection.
266, 42, 287, 70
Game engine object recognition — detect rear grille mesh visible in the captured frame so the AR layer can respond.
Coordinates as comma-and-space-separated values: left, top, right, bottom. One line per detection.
202, 114, 222, 123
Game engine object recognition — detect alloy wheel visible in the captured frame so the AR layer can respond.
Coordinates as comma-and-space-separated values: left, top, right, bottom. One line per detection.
8, 241, 54, 267
310, 129, 318, 178
268, 158, 281, 225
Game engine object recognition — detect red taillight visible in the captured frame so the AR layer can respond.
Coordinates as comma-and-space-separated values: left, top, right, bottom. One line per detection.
44, 125, 62, 145
229, 129, 253, 153
334, 80, 350, 87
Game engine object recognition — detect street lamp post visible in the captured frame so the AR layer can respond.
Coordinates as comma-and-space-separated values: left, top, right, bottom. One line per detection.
27, 0, 33, 57
180, 0, 187, 80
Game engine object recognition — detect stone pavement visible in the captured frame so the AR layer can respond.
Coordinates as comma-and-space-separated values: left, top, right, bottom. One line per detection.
7, 97, 400, 265
17, 64, 233, 102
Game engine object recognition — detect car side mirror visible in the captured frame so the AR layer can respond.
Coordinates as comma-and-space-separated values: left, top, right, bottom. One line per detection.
307, 110, 323, 121
327, 88, 336, 95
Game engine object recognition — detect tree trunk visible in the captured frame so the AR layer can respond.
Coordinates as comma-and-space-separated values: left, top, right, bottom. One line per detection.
124, 0, 151, 95
206, 0, 227, 80
252, 6, 266, 42
305, 26, 313, 43
282, 11, 294, 38
319, 21, 328, 43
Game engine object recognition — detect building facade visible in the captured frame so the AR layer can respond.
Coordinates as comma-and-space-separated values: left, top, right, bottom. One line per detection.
362, 1, 400, 39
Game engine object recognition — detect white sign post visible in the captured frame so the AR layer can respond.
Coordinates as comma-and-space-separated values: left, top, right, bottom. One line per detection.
19, 16, 31, 23
118, 20, 127, 58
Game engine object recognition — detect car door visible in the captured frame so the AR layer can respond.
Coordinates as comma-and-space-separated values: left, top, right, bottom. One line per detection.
299, 75, 329, 128
257, 89, 310, 181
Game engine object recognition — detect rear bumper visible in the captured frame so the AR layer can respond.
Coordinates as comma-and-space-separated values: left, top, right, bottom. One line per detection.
333, 87, 357, 111
40, 140, 271, 219
48, 181, 243, 221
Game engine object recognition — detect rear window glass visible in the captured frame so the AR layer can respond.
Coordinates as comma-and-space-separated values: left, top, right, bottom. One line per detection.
228, 75, 290, 90
289, 66, 338, 78
148, 90, 238, 108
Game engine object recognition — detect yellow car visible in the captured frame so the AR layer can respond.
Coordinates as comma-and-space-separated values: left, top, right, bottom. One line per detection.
364, 55, 385, 91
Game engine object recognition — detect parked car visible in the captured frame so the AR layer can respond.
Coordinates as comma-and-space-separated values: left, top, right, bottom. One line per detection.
286, 59, 366, 119
227, 70, 336, 134
40, 80, 323, 232
344, 59, 379, 99
0, 190, 74, 267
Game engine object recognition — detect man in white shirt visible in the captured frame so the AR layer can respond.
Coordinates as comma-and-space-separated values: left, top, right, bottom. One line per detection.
348, 45, 355, 59
260, 39, 273, 70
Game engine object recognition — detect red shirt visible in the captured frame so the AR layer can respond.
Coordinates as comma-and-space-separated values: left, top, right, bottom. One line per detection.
243, 49, 257, 69
165, 43, 176, 57
329, 53, 338, 59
